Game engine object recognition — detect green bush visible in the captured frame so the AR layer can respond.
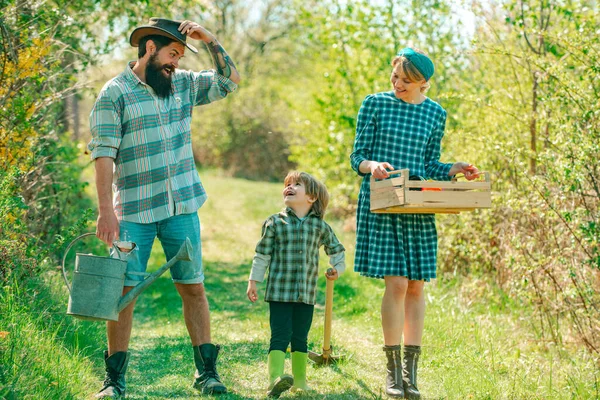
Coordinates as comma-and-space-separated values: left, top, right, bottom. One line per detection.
436, 1, 600, 354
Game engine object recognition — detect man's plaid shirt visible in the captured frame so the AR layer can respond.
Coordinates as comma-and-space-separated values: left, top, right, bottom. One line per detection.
252, 208, 345, 305
88, 62, 237, 223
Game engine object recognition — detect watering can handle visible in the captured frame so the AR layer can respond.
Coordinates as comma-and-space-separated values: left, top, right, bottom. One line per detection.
61, 232, 100, 293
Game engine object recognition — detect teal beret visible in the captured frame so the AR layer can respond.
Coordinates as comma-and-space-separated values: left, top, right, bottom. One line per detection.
396, 48, 435, 81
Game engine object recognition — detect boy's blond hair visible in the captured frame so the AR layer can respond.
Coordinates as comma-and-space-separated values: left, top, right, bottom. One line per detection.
392, 48, 431, 93
284, 171, 329, 218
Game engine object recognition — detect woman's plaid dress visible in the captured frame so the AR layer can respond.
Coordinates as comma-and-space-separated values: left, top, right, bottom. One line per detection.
350, 92, 454, 280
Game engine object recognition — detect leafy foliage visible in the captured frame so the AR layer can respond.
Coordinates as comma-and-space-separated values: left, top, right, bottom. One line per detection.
284, 0, 600, 353
186, 0, 300, 181
0, 2, 95, 272
1, 3, 600, 400
286, 0, 468, 213
436, 1, 600, 353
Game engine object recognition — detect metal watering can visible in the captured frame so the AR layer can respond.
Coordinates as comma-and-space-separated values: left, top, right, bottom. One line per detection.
61, 233, 192, 322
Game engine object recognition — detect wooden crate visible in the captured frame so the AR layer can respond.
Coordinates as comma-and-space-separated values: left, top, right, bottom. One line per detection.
370, 169, 491, 214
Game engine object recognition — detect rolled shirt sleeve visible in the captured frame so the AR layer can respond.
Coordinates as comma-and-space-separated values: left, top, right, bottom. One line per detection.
186, 69, 238, 106
88, 89, 122, 160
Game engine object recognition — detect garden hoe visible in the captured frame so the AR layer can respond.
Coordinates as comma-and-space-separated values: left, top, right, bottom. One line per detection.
308, 268, 345, 365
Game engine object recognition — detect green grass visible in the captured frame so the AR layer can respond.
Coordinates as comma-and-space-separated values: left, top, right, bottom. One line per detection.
2, 169, 599, 399
0, 272, 105, 399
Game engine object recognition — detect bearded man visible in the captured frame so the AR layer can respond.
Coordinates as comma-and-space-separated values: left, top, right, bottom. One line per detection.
87, 18, 240, 399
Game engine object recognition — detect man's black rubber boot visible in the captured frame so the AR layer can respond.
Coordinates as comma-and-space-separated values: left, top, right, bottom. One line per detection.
96, 351, 130, 399
193, 343, 227, 395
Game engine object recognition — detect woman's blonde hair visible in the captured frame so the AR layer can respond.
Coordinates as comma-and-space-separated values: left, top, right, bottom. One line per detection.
392, 49, 431, 93
284, 171, 329, 218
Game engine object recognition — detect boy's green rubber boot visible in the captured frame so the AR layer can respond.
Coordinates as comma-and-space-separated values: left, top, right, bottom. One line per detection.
290, 351, 311, 391
267, 350, 293, 398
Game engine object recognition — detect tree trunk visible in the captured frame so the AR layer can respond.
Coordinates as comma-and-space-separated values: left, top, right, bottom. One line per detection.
530, 71, 538, 175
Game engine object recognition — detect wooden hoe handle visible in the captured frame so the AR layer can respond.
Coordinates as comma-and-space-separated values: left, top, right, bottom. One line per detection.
322, 272, 334, 358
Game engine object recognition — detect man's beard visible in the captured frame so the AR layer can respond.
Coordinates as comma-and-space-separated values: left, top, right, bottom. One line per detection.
146, 53, 174, 98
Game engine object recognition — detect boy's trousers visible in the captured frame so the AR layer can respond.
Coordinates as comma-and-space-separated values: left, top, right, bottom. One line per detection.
268, 301, 314, 353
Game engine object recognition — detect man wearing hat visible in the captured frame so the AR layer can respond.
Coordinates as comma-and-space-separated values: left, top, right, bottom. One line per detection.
88, 18, 240, 398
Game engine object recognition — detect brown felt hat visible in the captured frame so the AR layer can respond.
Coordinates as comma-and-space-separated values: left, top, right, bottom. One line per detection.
129, 17, 198, 54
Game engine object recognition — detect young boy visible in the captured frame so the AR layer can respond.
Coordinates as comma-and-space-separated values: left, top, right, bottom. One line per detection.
247, 171, 346, 398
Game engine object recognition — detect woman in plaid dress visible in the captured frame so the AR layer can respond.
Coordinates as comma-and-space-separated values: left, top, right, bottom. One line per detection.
350, 48, 480, 399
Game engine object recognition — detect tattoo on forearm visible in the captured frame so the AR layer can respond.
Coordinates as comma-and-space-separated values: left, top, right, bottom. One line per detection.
206, 40, 237, 78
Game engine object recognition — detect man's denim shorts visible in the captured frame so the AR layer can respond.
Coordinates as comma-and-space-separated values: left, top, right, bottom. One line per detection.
114, 213, 204, 287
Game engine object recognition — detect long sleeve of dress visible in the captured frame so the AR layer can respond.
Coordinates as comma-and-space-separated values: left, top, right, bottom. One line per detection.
350, 95, 377, 177
424, 110, 453, 180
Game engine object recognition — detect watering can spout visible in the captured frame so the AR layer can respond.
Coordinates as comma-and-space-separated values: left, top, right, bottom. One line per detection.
117, 237, 193, 313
